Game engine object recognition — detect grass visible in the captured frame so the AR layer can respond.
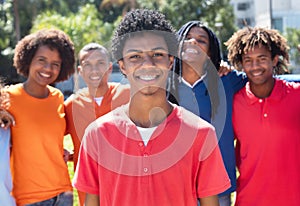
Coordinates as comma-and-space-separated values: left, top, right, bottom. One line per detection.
64, 134, 79, 206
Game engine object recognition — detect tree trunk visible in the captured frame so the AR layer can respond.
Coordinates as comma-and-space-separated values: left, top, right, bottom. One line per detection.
13, 0, 20, 41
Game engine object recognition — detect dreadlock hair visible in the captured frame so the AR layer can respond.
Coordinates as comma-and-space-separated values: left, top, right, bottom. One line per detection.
168, 21, 222, 120
225, 27, 290, 74
13, 28, 75, 82
111, 9, 178, 62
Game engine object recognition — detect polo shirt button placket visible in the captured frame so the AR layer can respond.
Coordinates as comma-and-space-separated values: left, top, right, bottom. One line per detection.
260, 99, 268, 118
142, 151, 150, 184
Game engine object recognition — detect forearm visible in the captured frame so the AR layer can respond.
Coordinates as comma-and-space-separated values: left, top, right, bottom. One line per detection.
199, 195, 219, 206
85, 193, 100, 206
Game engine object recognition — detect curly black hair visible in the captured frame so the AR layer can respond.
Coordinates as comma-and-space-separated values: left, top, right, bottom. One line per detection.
225, 27, 290, 74
111, 9, 178, 61
13, 28, 75, 82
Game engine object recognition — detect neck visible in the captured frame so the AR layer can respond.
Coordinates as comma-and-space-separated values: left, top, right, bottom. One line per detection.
250, 78, 275, 98
23, 81, 49, 99
182, 64, 204, 85
88, 82, 109, 98
128, 91, 173, 128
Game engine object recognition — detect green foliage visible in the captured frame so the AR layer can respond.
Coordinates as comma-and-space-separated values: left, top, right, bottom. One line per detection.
285, 28, 300, 70
0, 0, 237, 84
0, 0, 14, 52
137, 0, 237, 58
31, 4, 117, 57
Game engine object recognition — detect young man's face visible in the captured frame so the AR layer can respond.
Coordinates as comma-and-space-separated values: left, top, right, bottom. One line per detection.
181, 26, 210, 78
241, 45, 278, 86
119, 32, 173, 96
79, 49, 112, 89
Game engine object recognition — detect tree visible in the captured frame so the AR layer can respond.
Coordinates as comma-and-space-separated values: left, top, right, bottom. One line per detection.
137, 0, 237, 58
285, 28, 300, 73
30, 4, 118, 57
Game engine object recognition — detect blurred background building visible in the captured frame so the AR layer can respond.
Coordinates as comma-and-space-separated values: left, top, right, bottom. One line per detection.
230, 0, 300, 31
230, 0, 300, 73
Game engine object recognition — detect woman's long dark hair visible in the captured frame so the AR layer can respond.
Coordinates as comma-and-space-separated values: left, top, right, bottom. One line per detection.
167, 21, 222, 119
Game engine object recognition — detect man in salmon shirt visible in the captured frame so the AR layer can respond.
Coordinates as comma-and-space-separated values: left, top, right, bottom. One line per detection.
64, 43, 130, 206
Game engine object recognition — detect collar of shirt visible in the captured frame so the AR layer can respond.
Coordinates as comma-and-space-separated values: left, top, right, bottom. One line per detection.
181, 72, 207, 88
245, 78, 286, 105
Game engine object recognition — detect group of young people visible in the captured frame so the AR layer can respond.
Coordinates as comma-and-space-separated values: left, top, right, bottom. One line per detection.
0, 8, 299, 206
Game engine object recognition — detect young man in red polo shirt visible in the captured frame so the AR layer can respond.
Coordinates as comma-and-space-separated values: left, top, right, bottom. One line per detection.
73, 9, 230, 206
226, 27, 300, 206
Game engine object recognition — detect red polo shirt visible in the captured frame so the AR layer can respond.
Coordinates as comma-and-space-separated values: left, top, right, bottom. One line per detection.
73, 105, 230, 206
233, 79, 300, 206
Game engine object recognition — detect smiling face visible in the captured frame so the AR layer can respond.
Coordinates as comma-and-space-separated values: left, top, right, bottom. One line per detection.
27, 45, 61, 87
79, 49, 112, 89
181, 26, 210, 79
118, 32, 173, 97
242, 45, 278, 87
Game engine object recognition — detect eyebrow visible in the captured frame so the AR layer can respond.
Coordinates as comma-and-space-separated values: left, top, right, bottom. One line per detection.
125, 47, 168, 54
243, 54, 268, 58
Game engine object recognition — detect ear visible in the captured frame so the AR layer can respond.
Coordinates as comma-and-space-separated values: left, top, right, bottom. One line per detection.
78, 65, 83, 75
107, 62, 113, 73
272, 55, 279, 67
118, 60, 126, 76
168, 56, 174, 70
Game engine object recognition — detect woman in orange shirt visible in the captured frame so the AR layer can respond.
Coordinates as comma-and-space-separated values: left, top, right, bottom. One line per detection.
6, 28, 75, 206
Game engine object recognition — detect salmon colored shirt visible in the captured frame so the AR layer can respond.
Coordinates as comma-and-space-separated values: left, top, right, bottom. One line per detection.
64, 82, 130, 206
65, 82, 130, 170
7, 84, 72, 206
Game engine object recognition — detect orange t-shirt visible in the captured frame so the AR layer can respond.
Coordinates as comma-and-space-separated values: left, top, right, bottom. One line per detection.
64, 82, 129, 205
7, 84, 72, 205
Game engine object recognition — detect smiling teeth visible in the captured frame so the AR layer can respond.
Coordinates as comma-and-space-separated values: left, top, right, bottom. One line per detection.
40, 72, 50, 78
90, 76, 101, 80
139, 75, 156, 81
252, 71, 263, 76
185, 48, 198, 54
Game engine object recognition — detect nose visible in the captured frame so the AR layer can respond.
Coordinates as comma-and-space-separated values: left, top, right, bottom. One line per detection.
42, 62, 51, 69
184, 38, 198, 45
142, 55, 155, 67
253, 60, 261, 68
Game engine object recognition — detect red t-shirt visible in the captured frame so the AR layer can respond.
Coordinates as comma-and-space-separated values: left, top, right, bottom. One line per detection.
233, 79, 300, 206
73, 104, 230, 206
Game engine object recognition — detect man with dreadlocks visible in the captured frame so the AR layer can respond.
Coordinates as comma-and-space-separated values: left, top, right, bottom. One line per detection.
226, 27, 300, 206
168, 21, 248, 206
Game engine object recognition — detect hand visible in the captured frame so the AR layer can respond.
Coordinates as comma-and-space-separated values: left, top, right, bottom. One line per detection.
0, 109, 15, 129
218, 60, 234, 77
0, 88, 11, 110
63, 149, 74, 163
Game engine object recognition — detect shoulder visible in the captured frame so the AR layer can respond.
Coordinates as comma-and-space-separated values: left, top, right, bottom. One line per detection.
109, 82, 130, 93
48, 85, 64, 100
175, 105, 215, 131
6, 83, 23, 95
221, 70, 247, 88
65, 87, 90, 104
276, 78, 300, 93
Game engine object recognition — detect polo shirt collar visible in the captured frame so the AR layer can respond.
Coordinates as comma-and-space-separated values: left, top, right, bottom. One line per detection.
245, 78, 285, 104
